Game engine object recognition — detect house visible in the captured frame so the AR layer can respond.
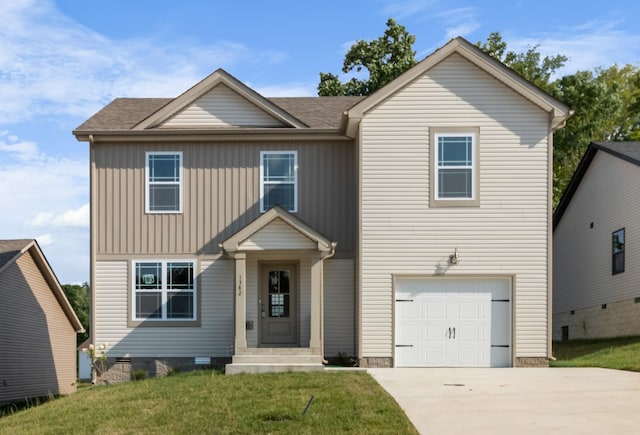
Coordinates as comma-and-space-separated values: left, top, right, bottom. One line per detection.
77, 338, 92, 381
73, 37, 570, 380
0, 239, 84, 404
553, 142, 640, 340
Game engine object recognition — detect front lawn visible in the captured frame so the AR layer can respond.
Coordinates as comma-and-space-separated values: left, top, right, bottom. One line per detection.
0, 370, 417, 434
551, 336, 640, 371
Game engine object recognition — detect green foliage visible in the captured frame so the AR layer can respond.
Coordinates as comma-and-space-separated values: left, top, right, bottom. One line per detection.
61, 283, 89, 345
318, 18, 417, 96
477, 32, 567, 93
0, 371, 417, 434
131, 369, 148, 381
552, 336, 640, 371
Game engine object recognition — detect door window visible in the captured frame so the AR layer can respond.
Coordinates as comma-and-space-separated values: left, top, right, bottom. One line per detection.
268, 270, 290, 317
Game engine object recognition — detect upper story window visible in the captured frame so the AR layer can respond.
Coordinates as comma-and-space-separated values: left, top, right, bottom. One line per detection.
612, 228, 625, 275
133, 260, 196, 321
430, 128, 479, 207
260, 151, 298, 212
146, 152, 182, 213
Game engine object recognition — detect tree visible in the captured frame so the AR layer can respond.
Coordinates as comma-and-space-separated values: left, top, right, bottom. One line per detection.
477, 32, 567, 93
62, 283, 90, 345
318, 19, 417, 96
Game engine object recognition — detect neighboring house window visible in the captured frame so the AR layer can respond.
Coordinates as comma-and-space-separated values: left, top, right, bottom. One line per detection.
430, 128, 479, 207
260, 151, 298, 212
612, 228, 625, 275
133, 261, 196, 320
146, 152, 183, 213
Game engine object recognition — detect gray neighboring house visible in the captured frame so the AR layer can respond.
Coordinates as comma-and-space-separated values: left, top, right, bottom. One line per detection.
553, 142, 640, 340
0, 239, 84, 404
73, 37, 570, 381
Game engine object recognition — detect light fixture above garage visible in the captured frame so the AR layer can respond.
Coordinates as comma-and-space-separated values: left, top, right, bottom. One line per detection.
449, 248, 460, 265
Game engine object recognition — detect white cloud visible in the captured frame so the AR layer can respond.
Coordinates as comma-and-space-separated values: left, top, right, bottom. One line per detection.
35, 233, 54, 247
0, 0, 289, 123
507, 20, 640, 76
380, 0, 436, 19
28, 204, 89, 228
444, 21, 481, 40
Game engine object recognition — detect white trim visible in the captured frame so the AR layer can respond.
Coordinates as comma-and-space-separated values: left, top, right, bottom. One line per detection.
434, 132, 476, 201
259, 150, 298, 213
145, 151, 183, 214
131, 259, 197, 321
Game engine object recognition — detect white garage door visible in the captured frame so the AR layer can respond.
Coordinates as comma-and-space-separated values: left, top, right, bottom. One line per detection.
395, 277, 511, 367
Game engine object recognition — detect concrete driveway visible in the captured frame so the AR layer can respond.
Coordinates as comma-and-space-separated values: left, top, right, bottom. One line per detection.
367, 368, 640, 434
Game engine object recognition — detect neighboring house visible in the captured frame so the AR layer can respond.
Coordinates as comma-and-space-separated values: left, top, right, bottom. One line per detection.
0, 239, 84, 404
73, 37, 570, 380
553, 142, 640, 340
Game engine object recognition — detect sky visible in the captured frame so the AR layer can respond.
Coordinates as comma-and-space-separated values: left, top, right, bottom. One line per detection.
1, 0, 640, 284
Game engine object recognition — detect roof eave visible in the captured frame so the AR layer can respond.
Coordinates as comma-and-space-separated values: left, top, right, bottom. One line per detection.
73, 127, 351, 142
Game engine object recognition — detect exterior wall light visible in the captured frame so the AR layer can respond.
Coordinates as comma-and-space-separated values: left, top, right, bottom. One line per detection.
449, 248, 460, 265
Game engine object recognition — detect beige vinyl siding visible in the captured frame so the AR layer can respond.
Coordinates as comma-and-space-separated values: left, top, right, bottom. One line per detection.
94, 258, 233, 357
360, 53, 551, 359
162, 84, 283, 127
0, 252, 77, 403
324, 259, 355, 356
554, 152, 640, 313
94, 140, 355, 258
239, 219, 316, 250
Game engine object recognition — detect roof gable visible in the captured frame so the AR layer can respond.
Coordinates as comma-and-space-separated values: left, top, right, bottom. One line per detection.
133, 69, 307, 130
553, 141, 640, 228
346, 37, 571, 137
0, 239, 84, 332
221, 206, 334, 253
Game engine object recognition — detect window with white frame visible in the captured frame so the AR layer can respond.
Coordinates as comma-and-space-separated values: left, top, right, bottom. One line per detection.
133, 261, 196, 321
146, 152, 182, 213
435, 133, 475, 200
260, 151, 298, 212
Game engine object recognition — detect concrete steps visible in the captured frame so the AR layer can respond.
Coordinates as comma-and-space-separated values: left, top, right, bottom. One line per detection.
225, 348, 325, 374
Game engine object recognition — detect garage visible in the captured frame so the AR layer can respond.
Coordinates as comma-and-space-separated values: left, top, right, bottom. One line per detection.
395, 277, 511, 367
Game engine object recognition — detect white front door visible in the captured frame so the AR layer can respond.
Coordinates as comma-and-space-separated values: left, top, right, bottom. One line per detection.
259, 263, 298, 346
395, 278, 511, 367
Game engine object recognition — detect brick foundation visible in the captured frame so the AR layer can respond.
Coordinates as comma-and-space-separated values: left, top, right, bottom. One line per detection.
553, 297, 640, 341
358, 357, 393, 368
514, 357, 549, 367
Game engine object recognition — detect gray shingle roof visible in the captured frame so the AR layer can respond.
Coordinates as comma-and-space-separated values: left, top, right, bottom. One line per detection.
592, 141, 640, 166
74, 96, 364, 132
0, 239, 33, 270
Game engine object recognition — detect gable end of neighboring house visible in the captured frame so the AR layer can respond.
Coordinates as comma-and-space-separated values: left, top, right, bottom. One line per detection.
0, 240, 84, 404
553, 142, 640, 340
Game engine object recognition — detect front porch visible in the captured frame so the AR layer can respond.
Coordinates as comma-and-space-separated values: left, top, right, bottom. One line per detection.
220, 206, 336, 374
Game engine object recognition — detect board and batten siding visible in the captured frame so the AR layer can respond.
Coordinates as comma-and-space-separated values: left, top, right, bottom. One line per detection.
163, 84, 283, 127
94, 259, 234, 357
359, 53, 551, 360
324, 259, 355, 356
0, 252, 77, 403
93, 140, 355, 258
554, 152, 640, 313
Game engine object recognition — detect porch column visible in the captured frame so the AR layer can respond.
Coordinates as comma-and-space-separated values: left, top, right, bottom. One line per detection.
309, 251, 323, 353
233, 252, 247, 352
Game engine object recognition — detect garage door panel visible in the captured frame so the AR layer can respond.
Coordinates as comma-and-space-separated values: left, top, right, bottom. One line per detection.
395, 278, 511, 368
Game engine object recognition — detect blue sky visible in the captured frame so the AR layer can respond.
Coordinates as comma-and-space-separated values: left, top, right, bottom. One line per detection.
1, 0, 640, 283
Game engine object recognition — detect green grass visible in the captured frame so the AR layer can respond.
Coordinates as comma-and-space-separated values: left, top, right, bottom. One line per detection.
0, 370, 417, 434
551, 335, 640, 371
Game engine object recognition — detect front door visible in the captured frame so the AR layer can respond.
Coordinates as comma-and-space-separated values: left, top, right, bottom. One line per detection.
259, 263, 298, 346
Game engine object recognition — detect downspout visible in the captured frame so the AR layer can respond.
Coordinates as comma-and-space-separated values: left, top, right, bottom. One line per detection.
89, 134, 97, 384
319, 242, 337, 364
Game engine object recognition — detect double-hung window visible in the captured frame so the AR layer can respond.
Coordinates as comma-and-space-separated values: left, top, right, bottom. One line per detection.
260, 151, 298, 212
612, 228, 625, 275
430, 128, 479, 206
146, 152, 182, 213
133, 260, 196, 321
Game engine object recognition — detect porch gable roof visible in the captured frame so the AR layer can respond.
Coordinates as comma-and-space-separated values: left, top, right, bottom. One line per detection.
220, 205, 335, 254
